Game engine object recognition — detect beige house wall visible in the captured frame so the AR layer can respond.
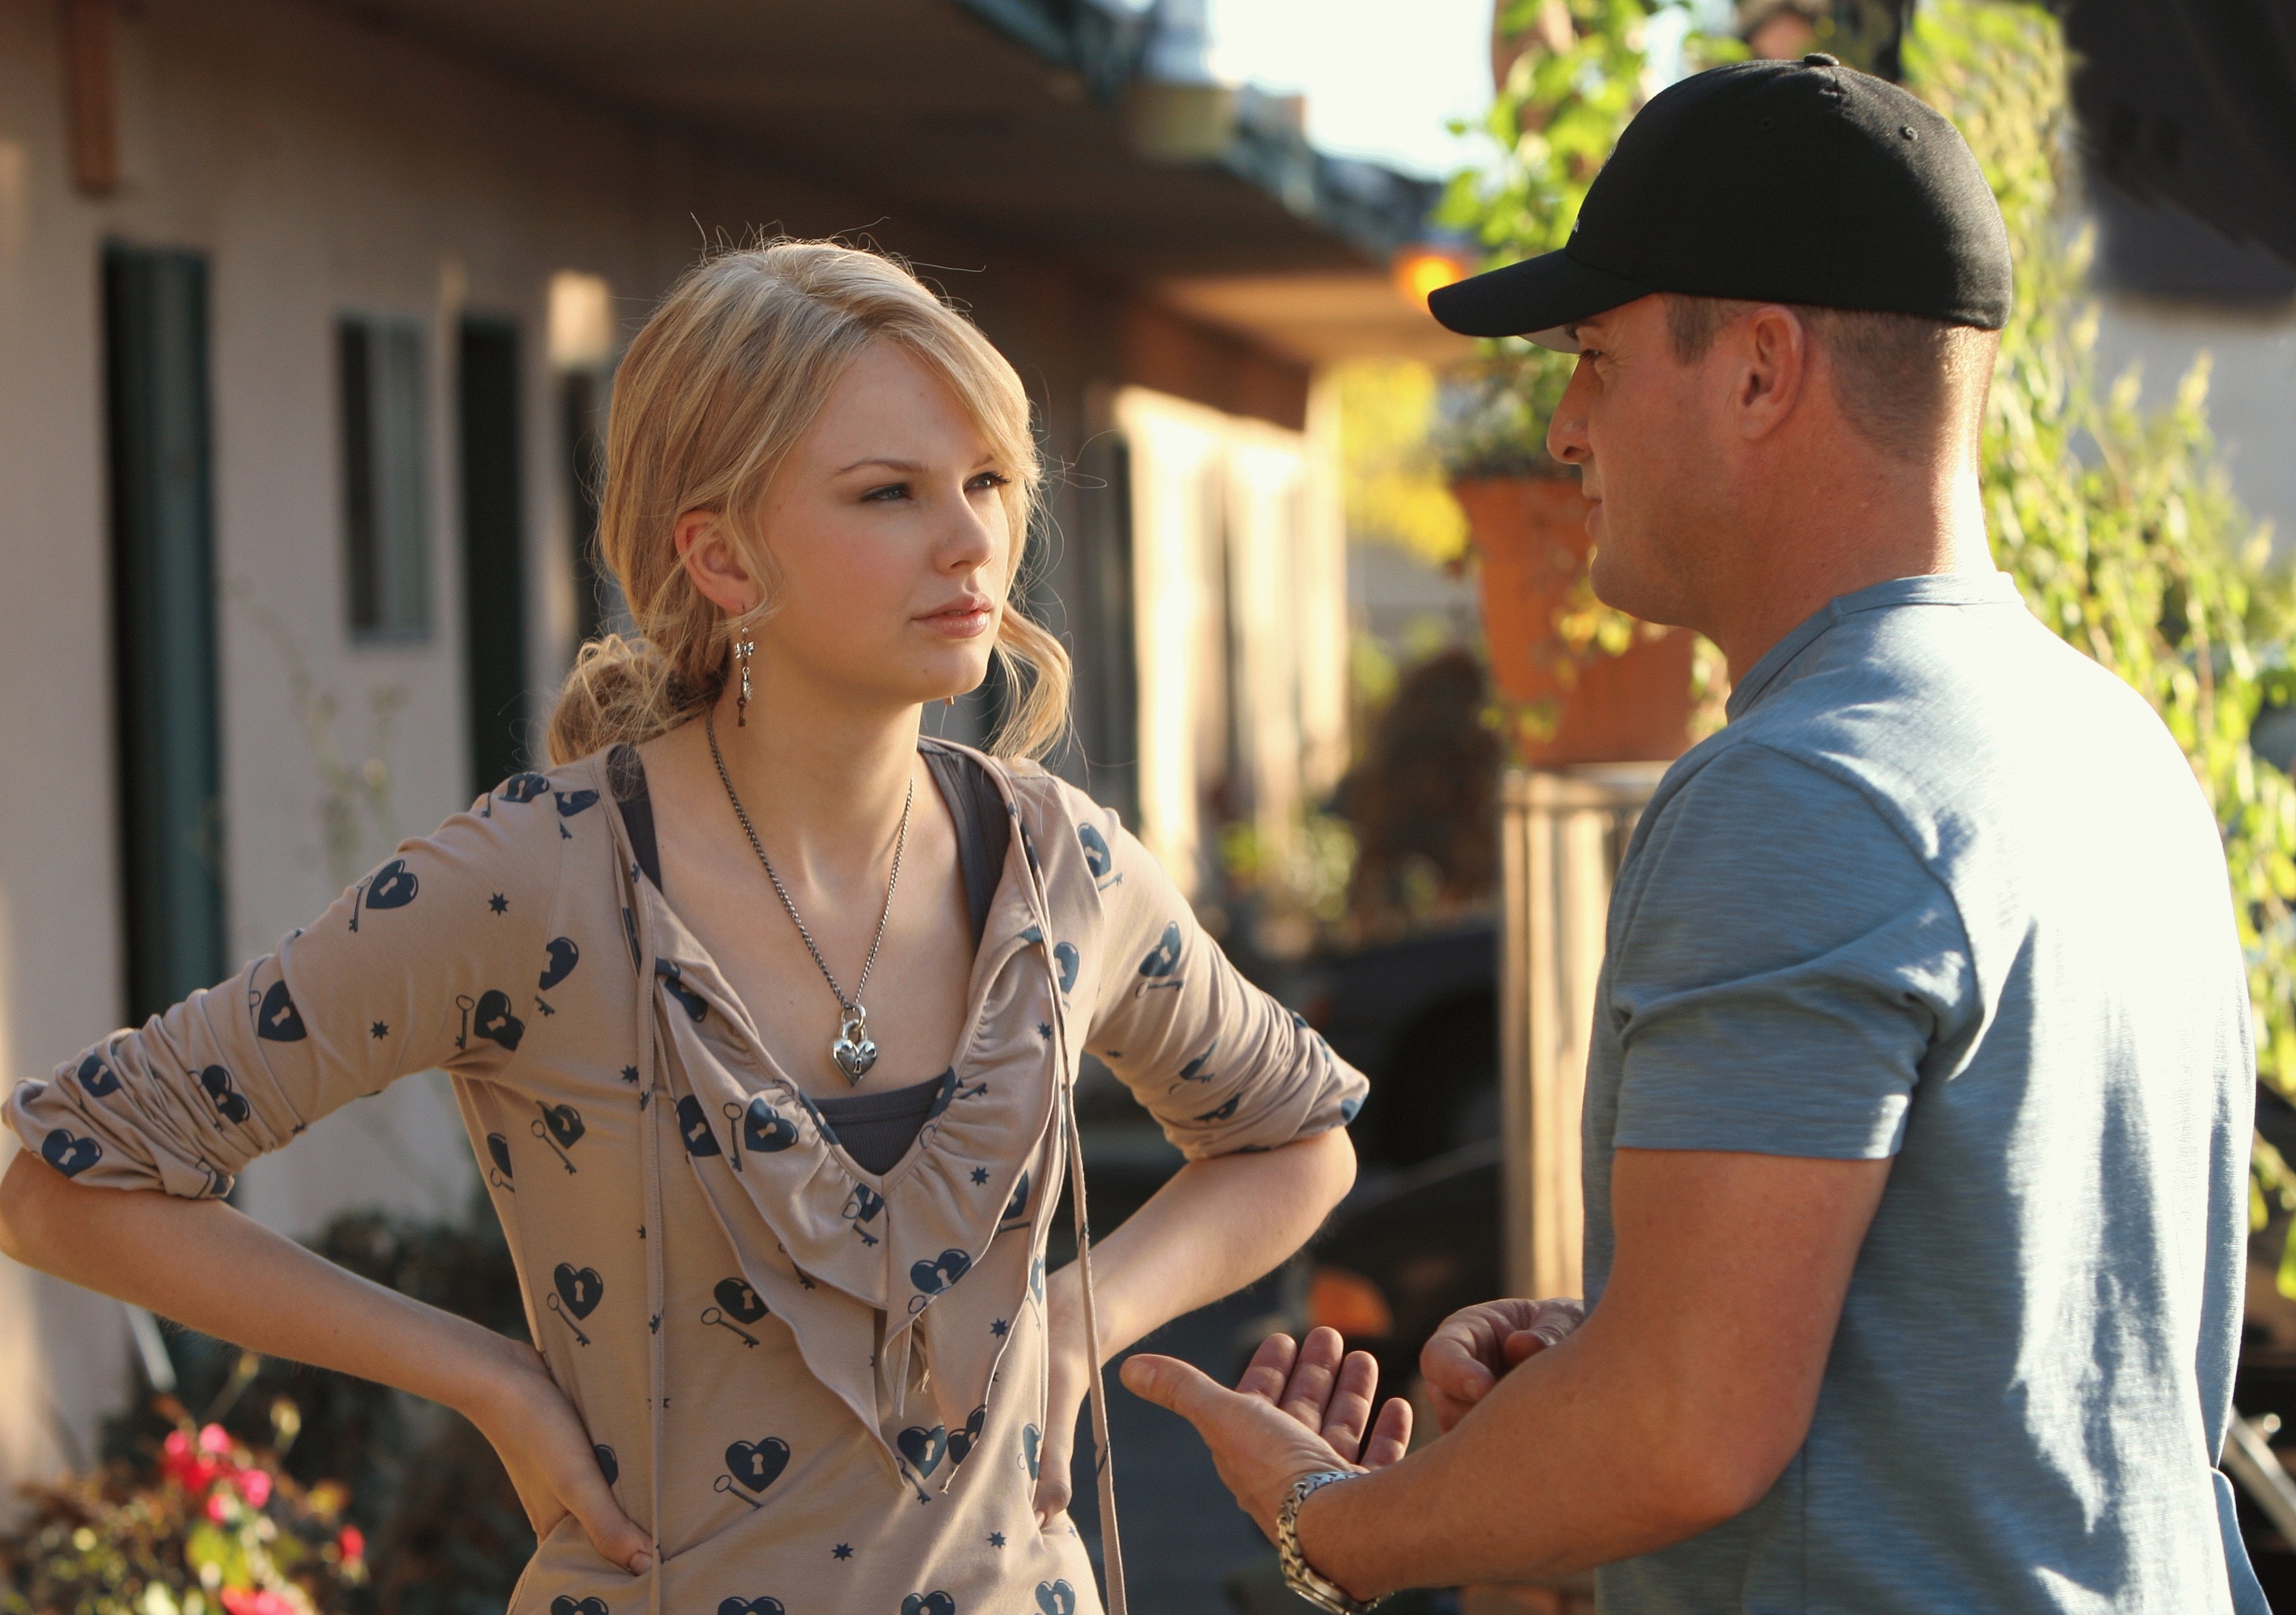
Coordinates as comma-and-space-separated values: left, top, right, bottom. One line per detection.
1113, 385, 1350, 905
0, 0, 914, 1498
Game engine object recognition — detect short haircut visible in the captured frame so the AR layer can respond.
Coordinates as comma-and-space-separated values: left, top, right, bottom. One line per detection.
1664, 294, 1999, 463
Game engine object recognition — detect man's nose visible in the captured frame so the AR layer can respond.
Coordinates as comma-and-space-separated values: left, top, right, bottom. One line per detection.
1546, 355, 1596, 466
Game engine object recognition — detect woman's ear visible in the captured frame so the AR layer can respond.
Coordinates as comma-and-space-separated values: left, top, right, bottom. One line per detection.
674, 509, 760, 616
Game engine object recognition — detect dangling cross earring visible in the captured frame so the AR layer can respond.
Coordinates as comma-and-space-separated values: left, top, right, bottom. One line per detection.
735, 629, 755, 726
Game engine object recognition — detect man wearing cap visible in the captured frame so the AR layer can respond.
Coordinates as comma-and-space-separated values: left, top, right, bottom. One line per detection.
1125, 54, 2265, 1615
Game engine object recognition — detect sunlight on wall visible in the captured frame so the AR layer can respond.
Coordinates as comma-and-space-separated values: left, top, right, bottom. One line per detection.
549, 271, 614, 370
1114, 386, 1348, 903
0, 875, 41, 1492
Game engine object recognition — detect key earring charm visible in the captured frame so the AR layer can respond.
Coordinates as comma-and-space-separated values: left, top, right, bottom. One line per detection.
735, 629, 754, 726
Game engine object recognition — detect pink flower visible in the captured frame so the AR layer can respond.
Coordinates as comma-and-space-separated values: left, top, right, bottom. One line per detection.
198, 1424, 232, 1454
233, 1468, 273, 1509
220, 1589, 299, 1615
205, 1491, 231, 1523
337, 1525, 365, 1563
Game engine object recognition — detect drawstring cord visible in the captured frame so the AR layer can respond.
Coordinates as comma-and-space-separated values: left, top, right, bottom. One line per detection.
1056, 1058, 1128, 1614
1024, 813, 1128, 1615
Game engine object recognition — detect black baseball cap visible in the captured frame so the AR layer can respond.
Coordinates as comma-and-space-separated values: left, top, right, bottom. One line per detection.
1428, 54, 2012, 350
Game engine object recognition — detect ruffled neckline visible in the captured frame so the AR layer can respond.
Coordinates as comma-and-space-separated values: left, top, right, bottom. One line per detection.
584, 743, 1071, 1480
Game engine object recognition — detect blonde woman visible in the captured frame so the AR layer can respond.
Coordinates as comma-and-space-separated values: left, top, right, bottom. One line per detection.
0, 243, 1373, 1615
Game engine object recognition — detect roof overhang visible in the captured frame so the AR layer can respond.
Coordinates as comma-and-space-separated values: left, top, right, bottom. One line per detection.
312, 0, 1447, 305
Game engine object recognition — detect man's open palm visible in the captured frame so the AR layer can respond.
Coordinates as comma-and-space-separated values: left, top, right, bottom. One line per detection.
1121, 1326, 1411, 1540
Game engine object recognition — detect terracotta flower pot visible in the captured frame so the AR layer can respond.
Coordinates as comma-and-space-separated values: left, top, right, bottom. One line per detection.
1455, 473, 1696, 768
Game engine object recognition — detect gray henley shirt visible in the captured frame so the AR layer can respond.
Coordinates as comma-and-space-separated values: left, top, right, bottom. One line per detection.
1583, 572, 2263, 1614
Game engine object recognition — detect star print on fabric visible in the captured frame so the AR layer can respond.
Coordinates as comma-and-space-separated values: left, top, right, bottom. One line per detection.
971, 1167, 991, 1185
1037, 1022, 1052, 1041
622, 1066, 640, 1085
369, 1021, 389, 1040
832, 1544, 853, 1561
488, 893, 509, 914
988, 1532, 1006, 1548
991, 1318, 1009, 1337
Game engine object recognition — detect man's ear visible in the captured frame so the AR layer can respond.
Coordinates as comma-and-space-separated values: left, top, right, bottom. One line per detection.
675, 509, 760, 616
1731, 304, 1810, 443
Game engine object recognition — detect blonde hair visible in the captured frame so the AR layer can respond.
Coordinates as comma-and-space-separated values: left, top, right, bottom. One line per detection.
545, 241, 1071, 766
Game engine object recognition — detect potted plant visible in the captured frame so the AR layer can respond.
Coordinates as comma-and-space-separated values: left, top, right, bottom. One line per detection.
1433, 1, 1730, 768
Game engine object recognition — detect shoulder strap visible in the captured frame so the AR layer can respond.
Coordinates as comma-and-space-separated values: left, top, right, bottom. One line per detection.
921, 745, 1011, 951
606, 743, 662, 889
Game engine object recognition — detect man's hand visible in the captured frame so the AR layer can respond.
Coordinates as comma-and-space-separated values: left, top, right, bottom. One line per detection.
1120, 1326, 1411, 1541
1421, 1296, 1585, 1431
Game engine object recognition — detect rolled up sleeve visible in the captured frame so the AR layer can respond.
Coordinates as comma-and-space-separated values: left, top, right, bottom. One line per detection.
1079, 811, 1366, 1159
9, 782, 567, 1197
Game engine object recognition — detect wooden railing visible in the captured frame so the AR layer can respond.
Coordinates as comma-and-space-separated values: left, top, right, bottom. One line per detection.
1472, 764, 1668, 1615
1497, 764, 1666, 1303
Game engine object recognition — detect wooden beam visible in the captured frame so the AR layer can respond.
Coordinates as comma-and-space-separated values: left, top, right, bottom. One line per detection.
63, 0, 119, 196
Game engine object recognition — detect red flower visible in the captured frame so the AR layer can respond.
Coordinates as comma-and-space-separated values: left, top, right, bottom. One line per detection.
337, 1525, 365, 1564
204, 1491, 231, 1523
162, 1428, 223, 1494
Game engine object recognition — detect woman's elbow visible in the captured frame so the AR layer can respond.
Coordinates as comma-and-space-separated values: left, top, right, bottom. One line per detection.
1305, 1124, 1356, 1206
0, 1150, 57, 1266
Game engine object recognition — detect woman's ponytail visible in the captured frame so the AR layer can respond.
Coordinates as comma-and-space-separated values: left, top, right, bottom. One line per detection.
545, 633, 683, 766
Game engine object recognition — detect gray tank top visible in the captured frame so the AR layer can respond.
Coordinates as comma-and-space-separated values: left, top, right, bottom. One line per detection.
606, 741, 1006, 1175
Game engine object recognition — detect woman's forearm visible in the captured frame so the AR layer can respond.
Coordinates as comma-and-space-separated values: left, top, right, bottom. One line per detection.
0, 1150, 524, 1414
1073, 1127, 1355, 1355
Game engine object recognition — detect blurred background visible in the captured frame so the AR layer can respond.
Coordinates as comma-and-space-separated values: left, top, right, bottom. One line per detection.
1, 1, 2293, 1612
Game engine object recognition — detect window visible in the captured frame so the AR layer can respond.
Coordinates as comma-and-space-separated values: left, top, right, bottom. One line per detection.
562, 366, 629, 644
338, 314, 430, 639
104, 241, 225, 1019
459, 315, 527, 793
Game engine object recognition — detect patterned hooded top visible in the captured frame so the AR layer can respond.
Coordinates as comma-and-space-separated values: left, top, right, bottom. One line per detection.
7, 738, 1367, 1615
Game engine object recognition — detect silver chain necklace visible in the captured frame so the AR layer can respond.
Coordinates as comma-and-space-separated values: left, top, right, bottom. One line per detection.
705, 708, 913, 1085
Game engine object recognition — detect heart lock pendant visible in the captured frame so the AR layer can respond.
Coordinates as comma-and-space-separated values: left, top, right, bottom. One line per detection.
831, 1007, 879, 1086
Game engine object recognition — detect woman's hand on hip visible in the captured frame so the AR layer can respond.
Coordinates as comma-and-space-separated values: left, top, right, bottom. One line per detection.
459, 1336, 652, 1575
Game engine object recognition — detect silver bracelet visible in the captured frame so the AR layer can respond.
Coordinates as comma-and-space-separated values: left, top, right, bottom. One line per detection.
1278, 1469, 1386, 1615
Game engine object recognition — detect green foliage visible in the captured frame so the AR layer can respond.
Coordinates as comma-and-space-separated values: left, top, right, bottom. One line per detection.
1903, 2, 2296, 1238
1336, 360, 1470, 564
1434, 0, 1741, 476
